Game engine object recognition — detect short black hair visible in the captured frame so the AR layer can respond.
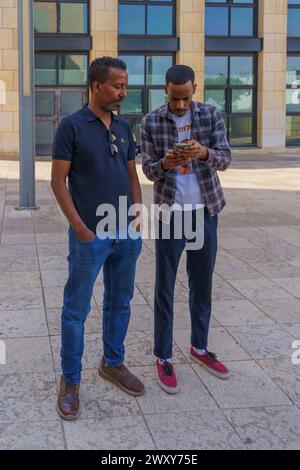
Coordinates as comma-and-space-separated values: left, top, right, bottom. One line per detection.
166, 65, 195, 85
88, 56, 127, 89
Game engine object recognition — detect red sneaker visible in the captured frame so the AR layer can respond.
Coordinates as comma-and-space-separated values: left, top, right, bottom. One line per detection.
156, 359, 179, 394
190, 347, 230, 379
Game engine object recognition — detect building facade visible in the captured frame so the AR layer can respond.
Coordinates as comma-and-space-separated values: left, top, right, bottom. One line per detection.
0, 0, 299, 157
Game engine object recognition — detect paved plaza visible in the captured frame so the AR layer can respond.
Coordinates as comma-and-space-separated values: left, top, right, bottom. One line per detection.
0, 151, 300, 450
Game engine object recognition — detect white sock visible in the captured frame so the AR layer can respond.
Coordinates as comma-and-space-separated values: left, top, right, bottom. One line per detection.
193, 346, 206, 355
158, 357, 172, 364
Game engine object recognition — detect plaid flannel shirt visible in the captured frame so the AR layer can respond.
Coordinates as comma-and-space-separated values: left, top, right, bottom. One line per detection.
141, 101, 231, 216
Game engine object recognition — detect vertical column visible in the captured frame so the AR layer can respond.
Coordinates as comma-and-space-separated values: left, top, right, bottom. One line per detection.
176, 0, 205, 102
90, 0, 118, 62
257, 0, 288, 148
0, 0, 19, 157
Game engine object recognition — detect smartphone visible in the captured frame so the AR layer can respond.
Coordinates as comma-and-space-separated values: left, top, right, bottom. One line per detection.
173, 142, 193, 152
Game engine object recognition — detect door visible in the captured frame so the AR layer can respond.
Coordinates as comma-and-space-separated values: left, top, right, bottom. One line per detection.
35, 87, 87, 156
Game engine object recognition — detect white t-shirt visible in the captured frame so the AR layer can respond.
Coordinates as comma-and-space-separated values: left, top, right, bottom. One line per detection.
171, 109, 202, 210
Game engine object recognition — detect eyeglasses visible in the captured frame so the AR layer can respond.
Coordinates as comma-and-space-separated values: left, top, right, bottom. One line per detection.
108, 129, 118, 157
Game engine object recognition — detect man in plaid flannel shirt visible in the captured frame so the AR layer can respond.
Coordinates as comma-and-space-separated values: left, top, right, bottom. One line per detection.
141, 65, 232, 394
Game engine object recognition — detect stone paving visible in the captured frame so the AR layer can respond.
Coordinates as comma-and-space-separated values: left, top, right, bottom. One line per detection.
0, 151, 300, 450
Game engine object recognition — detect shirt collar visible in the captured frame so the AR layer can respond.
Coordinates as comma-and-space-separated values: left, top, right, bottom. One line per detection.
82, 104, 120, 124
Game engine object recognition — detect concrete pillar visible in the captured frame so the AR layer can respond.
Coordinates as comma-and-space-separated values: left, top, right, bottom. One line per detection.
0, 0, 19, 157
257, 0, 288, 148
90, 0, 118, 62
176, 0, 205, 102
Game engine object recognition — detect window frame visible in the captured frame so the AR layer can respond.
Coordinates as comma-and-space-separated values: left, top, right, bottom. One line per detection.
34, 0, 90, 36
204, 53, 257, 146
288, 2, 300, 38
286, 53, 300, 146
35, 52, 89, 88
118, 0, 176, 37
205, 0, 258, 38
118, 52, 174, 141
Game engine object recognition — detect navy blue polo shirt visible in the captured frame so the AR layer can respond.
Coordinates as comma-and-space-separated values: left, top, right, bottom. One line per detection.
52, 105, 136, 234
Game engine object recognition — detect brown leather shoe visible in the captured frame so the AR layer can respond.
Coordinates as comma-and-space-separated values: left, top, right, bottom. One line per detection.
98, 359, 145, 396
56, 377, 80, 420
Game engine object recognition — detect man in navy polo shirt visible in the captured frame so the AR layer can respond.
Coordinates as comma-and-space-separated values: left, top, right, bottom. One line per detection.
51, 57, 145, 420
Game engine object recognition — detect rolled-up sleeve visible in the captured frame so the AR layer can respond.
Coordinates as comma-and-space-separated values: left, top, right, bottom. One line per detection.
204, 107, 231, 171
141, 116, 168, 182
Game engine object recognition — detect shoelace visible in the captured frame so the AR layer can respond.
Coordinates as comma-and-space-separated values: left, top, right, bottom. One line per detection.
162, 361, 174, 376
206, 351, 217, 361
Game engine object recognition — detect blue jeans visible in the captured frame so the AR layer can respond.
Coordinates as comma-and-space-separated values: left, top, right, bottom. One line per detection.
154, 208, 218, 359
61, 226, 142, 384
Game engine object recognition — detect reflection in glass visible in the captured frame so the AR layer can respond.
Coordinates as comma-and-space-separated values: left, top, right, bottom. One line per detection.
118, 5, 145, 34
286, 89, 300, 113
35, 91, 55, 115
288, 8, 300, 36
125, 115, 142, 145
230, 57, 253, 85
147, 56, 173, 85
205, 56, 227, 85
35, 55, 57, 85
60, 3, 87, 33
287, 56, 300, 85
232, 89, 253, 112
231, 7, 253, 36
232, 0, 254, 3
147, 6, 173, 35
34, 2, 57, 33
229, 116, 252, 144
35, 120, 55, 155
148, 89, 167, 111
121, 89, 143, 113
61, 92, 83, 116
205, 7, 228, 35
205, 89, 226, 111
119, 55, 144, 85
58, 55, 87, 85
286, 115, 300, 144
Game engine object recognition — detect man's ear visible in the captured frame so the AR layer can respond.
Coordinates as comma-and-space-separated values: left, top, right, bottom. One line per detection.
193, 83, 197, 94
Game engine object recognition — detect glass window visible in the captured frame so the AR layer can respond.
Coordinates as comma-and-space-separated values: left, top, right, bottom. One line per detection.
60, 3, 88, 34
205, 56, 228, 85
35, 120, 56, 154
286, 89, 300, 113
148, 89, 167, 111
121, 89, 143, 113
232, 89, 253, 112
35, 91, 55, 116
34, 1, 88, 34
58, 55, 87, 85
147, 55, 173, 85
34, 2, 57, 33
205, 7, 229, 35
287, 57, 300, 85
231, 7, 253, 36
61, 91, 83, 116
118, 5, 145, 34
205, 1, 256, 37
230, 56, 254, 85
205, 89, 226, 112
288, 8, 300, 36
120, 55, 145, 85
286, 115, 300, 144
119, 3, 174, 35
35, 55, 57, 85
205, 54, 256, 145
147, 6, 173, 35
229, 116, 253, 145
